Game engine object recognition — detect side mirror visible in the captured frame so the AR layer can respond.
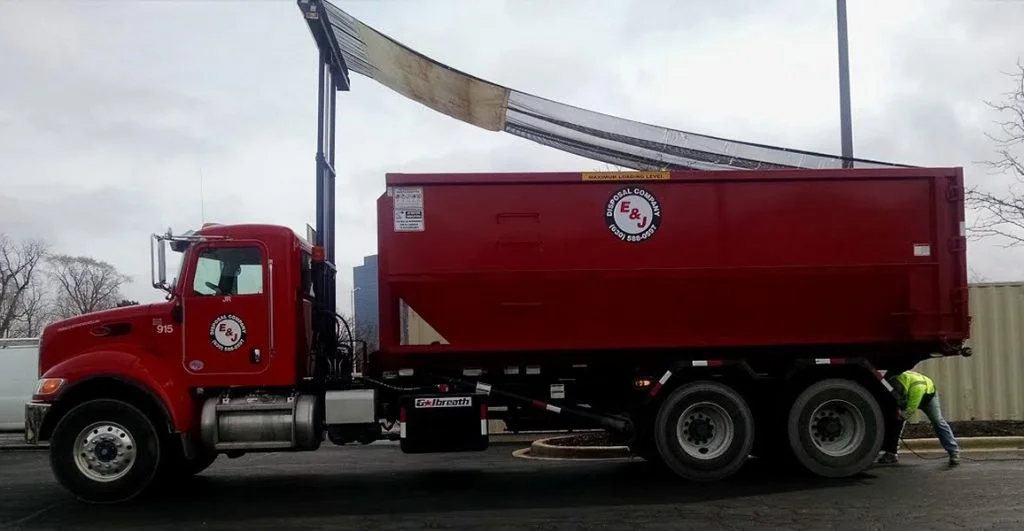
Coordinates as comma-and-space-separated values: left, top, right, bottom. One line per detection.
157, 239, 167, 286
150, 234, 170, 292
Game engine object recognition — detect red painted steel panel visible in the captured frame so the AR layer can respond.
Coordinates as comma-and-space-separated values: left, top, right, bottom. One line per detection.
376, 168, 968, 361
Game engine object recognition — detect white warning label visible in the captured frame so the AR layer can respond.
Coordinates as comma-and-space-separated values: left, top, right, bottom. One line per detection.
393, 187, 424, 232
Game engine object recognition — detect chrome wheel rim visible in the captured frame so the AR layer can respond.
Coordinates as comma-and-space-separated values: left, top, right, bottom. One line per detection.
809, 399, 865, 457
73, 421, 137, 482
675, 401, 734, 460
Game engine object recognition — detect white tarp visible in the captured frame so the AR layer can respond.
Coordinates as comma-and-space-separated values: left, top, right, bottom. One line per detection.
318, 1, 907, 171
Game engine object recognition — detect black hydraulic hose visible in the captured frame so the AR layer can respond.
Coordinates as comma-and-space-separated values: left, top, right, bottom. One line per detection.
355, 375, 436, 394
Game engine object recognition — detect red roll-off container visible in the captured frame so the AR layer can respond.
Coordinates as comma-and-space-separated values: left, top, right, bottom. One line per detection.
376, 168, 969, 365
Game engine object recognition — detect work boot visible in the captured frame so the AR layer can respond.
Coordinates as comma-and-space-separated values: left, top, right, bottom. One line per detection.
949, 452, 960, 466
877, 452, 898, 465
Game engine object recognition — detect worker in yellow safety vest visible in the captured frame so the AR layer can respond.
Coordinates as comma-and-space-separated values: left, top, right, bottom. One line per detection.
879, 370, 960, 466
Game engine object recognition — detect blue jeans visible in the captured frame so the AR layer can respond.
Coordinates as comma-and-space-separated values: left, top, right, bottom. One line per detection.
919, 393, 959, 455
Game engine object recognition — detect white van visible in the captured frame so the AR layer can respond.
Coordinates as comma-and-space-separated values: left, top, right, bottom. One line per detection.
0, 338, 39, 432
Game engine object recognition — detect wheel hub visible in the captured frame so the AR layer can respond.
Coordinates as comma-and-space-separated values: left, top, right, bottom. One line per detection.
816, 415, 842, 439
74, 422, 137, 483
675, 402, 734, 460
688, 417, 715, 444
808, 399, 866, 457
94, 440, 118, 462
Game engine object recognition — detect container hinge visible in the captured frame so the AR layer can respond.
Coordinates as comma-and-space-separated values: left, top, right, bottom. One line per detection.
949, 235, 966, 252
945, 182, 964, 203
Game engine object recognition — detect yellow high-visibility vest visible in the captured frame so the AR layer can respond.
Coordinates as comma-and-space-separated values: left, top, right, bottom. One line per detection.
894, 371, 935, 418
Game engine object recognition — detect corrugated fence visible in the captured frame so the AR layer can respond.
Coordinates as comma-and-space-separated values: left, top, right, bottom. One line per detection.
404, 282, 1024, 422
915, 282, 1024, 422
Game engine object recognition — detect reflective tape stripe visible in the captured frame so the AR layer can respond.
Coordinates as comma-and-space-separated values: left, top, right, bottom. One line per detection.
399, 422, 407, 439
476, 382, 492, 395
480, 419, 488, 435
692, 360, 709, 367
658, 371, 673, 385
546, 404, 562, 414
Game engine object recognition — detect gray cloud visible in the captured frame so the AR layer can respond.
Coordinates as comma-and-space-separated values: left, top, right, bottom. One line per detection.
1, 0, 1023, 306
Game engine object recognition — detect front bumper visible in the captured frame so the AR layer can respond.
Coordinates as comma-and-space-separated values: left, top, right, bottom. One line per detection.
24, 402, 51, 445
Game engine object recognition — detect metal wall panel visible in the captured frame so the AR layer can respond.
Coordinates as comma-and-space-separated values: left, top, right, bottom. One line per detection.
914, 282, 1024, 422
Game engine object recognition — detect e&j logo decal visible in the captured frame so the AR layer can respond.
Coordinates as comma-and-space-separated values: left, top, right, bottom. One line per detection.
209, 314, 247, 352
605, 187, 661, 242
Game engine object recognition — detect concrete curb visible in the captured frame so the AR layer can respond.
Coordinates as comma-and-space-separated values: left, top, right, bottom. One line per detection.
900, 436, 1024, 452
489, 432, 582, 446
521, 435, 1024, 461
528, 436, 632, 459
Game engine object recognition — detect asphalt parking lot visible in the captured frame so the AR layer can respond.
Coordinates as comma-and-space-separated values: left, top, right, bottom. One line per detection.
2, 442, 1024, 530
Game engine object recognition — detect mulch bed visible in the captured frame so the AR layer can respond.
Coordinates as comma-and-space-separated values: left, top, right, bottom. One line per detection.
544, 432, 615, 447
544, 421, 1024, 447
901, 420, 1024, 439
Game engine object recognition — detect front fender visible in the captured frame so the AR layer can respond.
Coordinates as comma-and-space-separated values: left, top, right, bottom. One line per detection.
39, 348, 193, 433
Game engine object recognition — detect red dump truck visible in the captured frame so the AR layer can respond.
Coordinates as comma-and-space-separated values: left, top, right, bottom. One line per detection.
24, 166, 970, 503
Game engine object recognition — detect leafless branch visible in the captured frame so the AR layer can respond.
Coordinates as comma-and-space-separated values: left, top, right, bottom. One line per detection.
47, 255, 132, 318
967, 58, 1024, 247
0, 234, 49, 337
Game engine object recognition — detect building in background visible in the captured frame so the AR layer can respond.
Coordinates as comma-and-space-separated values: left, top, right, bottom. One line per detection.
352, 255, 378, 336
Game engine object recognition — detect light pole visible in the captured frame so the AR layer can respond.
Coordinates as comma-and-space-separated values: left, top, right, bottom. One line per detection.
350, 286, 360, 328
836, 0, 853, 167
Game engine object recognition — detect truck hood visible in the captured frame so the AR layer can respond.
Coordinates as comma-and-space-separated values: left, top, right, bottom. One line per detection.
38, 303, 163, 378
44, 304, 158, 333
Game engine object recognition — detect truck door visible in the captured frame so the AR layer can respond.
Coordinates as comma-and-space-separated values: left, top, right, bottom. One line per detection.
182, 242, 271, 377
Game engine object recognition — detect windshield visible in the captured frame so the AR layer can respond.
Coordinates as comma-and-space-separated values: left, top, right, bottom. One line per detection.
191, 246, 263, 296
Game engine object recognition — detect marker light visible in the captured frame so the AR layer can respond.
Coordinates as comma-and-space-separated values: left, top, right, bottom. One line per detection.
34, 378, 65, 397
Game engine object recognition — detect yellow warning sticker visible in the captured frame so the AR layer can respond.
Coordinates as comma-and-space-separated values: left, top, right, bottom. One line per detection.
581, 171, 671, 182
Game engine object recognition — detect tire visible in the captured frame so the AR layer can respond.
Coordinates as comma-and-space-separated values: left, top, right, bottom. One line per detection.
653, 381, 755, 481
786, 378, 884, 478
49, 399, 163, 504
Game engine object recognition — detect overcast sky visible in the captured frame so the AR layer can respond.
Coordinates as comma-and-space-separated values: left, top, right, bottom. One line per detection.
1, 0, 1023, 307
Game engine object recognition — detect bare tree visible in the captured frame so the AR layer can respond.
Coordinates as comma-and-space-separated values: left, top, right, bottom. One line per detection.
966, 59, 1024, 245
0, 234, 48, 337
9, 283, 55, 337
48, 255, 132, 318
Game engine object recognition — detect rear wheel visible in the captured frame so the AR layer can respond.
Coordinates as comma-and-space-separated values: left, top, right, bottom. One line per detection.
787, 378, 884, 478
653, 381, 755, 481
49, 399, 163, 504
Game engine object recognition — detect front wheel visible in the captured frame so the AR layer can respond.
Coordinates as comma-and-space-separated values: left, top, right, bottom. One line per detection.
786, 378, 884, 478
653, 381, 755, 481
49, 399, 163, 504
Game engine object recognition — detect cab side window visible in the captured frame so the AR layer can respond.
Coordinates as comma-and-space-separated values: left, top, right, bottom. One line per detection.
192, 246, 264, 296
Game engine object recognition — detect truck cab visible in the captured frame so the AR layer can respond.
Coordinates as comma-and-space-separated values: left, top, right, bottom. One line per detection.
25, 224, 331, 503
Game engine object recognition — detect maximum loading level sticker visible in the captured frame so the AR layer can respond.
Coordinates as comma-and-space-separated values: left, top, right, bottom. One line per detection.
392, 186, 424, 232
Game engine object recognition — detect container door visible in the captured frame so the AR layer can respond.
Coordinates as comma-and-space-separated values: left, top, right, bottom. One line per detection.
182, 242, 271, 377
